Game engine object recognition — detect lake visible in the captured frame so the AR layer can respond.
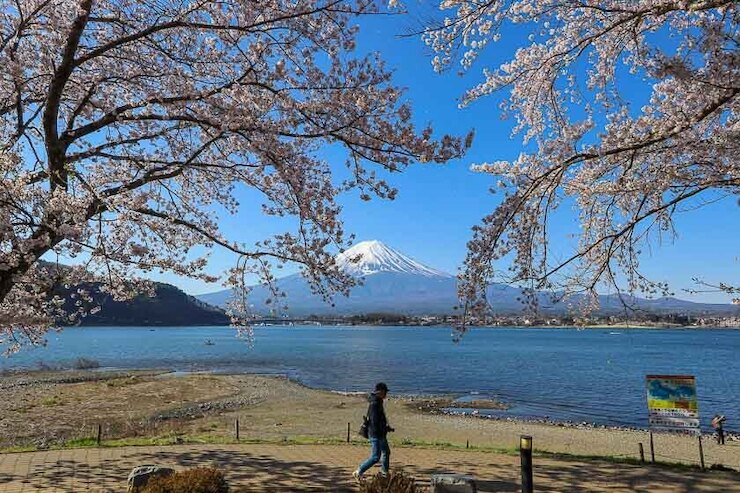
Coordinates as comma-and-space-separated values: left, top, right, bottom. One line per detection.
2, 326, 738, 431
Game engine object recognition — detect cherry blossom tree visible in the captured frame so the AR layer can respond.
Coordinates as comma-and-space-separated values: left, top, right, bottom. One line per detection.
0, 0, 471, 351
423, 0, 739, 320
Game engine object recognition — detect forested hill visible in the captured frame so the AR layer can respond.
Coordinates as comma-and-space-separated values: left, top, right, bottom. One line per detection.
60, 282, 229, 326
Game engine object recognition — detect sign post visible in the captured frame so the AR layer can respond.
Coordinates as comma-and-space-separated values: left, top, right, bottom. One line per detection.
646, 375, 700, 464
646, 375, 699, 433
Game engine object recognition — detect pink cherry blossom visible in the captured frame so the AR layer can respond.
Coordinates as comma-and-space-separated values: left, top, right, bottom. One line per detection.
0, 0, 471, 352
423, 0, 738, 326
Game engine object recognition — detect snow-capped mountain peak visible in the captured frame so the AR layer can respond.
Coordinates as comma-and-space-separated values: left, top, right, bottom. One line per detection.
335, 240, 451, 278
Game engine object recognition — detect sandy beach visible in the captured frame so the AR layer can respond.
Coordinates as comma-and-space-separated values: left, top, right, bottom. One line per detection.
1, 370, 738, 472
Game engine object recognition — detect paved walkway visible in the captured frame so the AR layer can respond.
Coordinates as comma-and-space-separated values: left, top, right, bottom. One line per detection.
0, 443, 738, 492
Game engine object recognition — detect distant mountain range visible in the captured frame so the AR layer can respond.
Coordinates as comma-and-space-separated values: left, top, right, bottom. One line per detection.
197, 240, 739, 317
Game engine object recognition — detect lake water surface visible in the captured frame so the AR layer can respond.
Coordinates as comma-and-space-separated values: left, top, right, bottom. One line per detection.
2, 326, 738, 430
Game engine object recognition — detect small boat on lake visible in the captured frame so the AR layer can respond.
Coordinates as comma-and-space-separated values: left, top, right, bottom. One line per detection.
204, 339, 215, 346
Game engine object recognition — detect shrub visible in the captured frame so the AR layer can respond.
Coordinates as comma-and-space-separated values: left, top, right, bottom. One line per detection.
72, 357, 100, 370
359, 471, 421, 493
140, 467, 228, 493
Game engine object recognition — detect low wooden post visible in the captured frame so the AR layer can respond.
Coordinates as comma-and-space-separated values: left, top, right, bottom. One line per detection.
96, 424, 102, 446
347, 422, 350, 443
638, 443, 645, 464
235, 419, 240, 441
466, 439, 469, 449
649, 432, 655, 463
698, 435, 705, 471
520, 435, 533, 493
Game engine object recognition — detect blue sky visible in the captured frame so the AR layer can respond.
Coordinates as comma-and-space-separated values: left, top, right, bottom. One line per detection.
155, 11, 739, 304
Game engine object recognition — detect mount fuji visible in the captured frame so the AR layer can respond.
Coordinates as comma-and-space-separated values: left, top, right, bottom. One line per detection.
196, 240, 738, 317
335, 240, 449, 278
197, 240, 460, 315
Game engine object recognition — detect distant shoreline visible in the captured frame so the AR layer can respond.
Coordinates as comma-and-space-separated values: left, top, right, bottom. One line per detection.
60, 323, 740, 329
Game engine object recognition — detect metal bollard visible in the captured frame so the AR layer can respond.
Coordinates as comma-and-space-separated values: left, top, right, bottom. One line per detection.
520, 435, 533, 493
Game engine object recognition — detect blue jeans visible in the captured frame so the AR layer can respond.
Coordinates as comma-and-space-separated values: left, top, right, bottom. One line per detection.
358, 436, 390, 475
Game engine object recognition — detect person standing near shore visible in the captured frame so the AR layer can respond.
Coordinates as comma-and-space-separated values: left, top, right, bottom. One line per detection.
712, 415, 726, 445
354, 382, 394, 480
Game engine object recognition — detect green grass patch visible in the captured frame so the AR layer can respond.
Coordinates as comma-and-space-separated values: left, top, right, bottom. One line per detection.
105, 376, 142, 388
40, 396, 62, 407
0, 445, 37, 453
63, 437, 99, 448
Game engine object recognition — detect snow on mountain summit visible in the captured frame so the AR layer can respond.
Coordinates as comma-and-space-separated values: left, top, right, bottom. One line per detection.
335, 240, 451, 278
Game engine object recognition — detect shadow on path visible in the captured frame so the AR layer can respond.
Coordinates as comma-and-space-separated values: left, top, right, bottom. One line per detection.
2, 445, 739, 492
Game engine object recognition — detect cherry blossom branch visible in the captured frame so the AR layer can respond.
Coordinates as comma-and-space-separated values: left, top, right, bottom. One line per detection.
423, 0, 739, 327
0, 0, 471, 350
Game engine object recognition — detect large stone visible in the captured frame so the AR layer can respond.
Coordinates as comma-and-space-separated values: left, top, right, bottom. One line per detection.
430, 474, 477, 493
127, 465, 175, 492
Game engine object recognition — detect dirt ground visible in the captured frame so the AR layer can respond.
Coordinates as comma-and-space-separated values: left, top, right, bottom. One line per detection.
1, 371, 738, 472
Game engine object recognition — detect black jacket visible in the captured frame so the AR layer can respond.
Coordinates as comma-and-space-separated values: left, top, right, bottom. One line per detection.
366, 392, 389, 438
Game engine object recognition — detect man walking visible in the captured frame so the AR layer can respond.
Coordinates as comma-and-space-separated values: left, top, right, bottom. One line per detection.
354, 382, 394, 480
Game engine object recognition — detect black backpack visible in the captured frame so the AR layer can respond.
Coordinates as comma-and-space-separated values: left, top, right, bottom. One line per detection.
358, 408, 370, 439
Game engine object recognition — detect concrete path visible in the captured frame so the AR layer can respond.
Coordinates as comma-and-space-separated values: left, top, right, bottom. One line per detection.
0, 443, 738, 492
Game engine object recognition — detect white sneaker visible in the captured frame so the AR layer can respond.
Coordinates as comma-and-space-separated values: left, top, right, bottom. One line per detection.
352, 470, 363, 482
379, 471, 389, 478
